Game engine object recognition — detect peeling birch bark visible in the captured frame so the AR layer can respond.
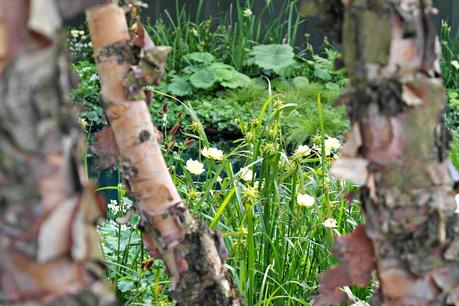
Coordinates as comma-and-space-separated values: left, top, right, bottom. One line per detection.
0, 0, 115, 305
306, 0, 459, 305
86, 4, 241, 305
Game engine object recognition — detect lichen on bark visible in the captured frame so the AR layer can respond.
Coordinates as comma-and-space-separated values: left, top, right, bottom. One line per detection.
0, 0, 115, 305
86, 4, 241, 305
308, 0, 459, 305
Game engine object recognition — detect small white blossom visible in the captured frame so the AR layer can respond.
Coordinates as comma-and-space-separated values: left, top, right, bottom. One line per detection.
297, 193, 315, 208
70, 29, 80, 37
452, 60, 459, 70
108, 199, 119, 212
243, 8, 253, 17
201, 147, 224, 161
162, 113, 168, 125
240, 168, 254, 181
295, 145, 311, 156
323, 218, 338, 228
324, 137, 341, 156
186, 159, 205, 175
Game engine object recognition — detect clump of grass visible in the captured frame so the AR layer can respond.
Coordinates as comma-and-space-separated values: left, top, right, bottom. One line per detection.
273, 81, 349, 145
96, 92, 367, 305
148, 0, 304, 72
440, 20, 459, 90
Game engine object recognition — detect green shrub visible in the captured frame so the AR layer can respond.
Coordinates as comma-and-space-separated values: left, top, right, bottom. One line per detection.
247, 44, 297, 75
166, 52, 252, 97
71, 61, 105, 127
276, 82, 349, 145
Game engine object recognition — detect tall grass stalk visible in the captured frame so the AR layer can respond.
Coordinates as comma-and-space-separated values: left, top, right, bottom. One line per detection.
96, 90, 367, 305
440, 20, 459, 89
148, 0, 305, 72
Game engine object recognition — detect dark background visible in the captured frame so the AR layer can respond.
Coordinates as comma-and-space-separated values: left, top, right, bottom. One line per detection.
141, 0, 459, 48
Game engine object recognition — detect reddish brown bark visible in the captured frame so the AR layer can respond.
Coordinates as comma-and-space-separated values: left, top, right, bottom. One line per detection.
86, 3, 241, 305
307, 0, 459, 305
0, 1, 115, 305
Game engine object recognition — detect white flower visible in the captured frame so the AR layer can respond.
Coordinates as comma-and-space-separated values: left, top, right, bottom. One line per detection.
70, 29, 80, 38
297, 193, 315, 208
240, 168, 254, 181
452, 60, 459, 70
201, 147, 224, 161
455, 194, 459, 214
108, 199, 119, 212
324, 137, 341, 156
162, 113, 168, 126
186, 159, 205, 175
243, 8, 253, 17
323, 218, 338, 228
295, 145, 311, 156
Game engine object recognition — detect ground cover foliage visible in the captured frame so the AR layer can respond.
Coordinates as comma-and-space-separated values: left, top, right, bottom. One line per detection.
69, 2, 459, 304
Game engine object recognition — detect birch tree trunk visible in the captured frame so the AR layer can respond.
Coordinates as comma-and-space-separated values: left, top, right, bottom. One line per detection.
86, 3, 241, 305
0, 0, 116, 305
306, 1, 459, 305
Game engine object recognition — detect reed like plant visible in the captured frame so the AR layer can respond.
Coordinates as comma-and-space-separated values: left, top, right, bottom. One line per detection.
96, 92, 370, 305
440, 20, 459, 89
148, 0, 304, 72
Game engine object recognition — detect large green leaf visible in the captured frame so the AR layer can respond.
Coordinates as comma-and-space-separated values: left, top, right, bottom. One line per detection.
167, 76, 193, 96
189, 68, 219, 89
117, 278, 135, 293
184, 52, 215, 64
292, 76, 310, 89
313, 65, 332, 81
209, 63, 251, 88
248, 44, 296, 74
220, 71, 251, 88
209, 63, 235, 80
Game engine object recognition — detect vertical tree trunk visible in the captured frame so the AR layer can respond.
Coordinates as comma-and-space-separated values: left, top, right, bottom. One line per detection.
309, 0, 459, 305
0, 0, 116, 305
86, 3, 241, 305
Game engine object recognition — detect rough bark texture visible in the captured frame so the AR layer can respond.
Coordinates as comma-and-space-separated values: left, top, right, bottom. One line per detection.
0, 0, 115, 305
307, 0, 459, 305
86, 4, 241, 305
